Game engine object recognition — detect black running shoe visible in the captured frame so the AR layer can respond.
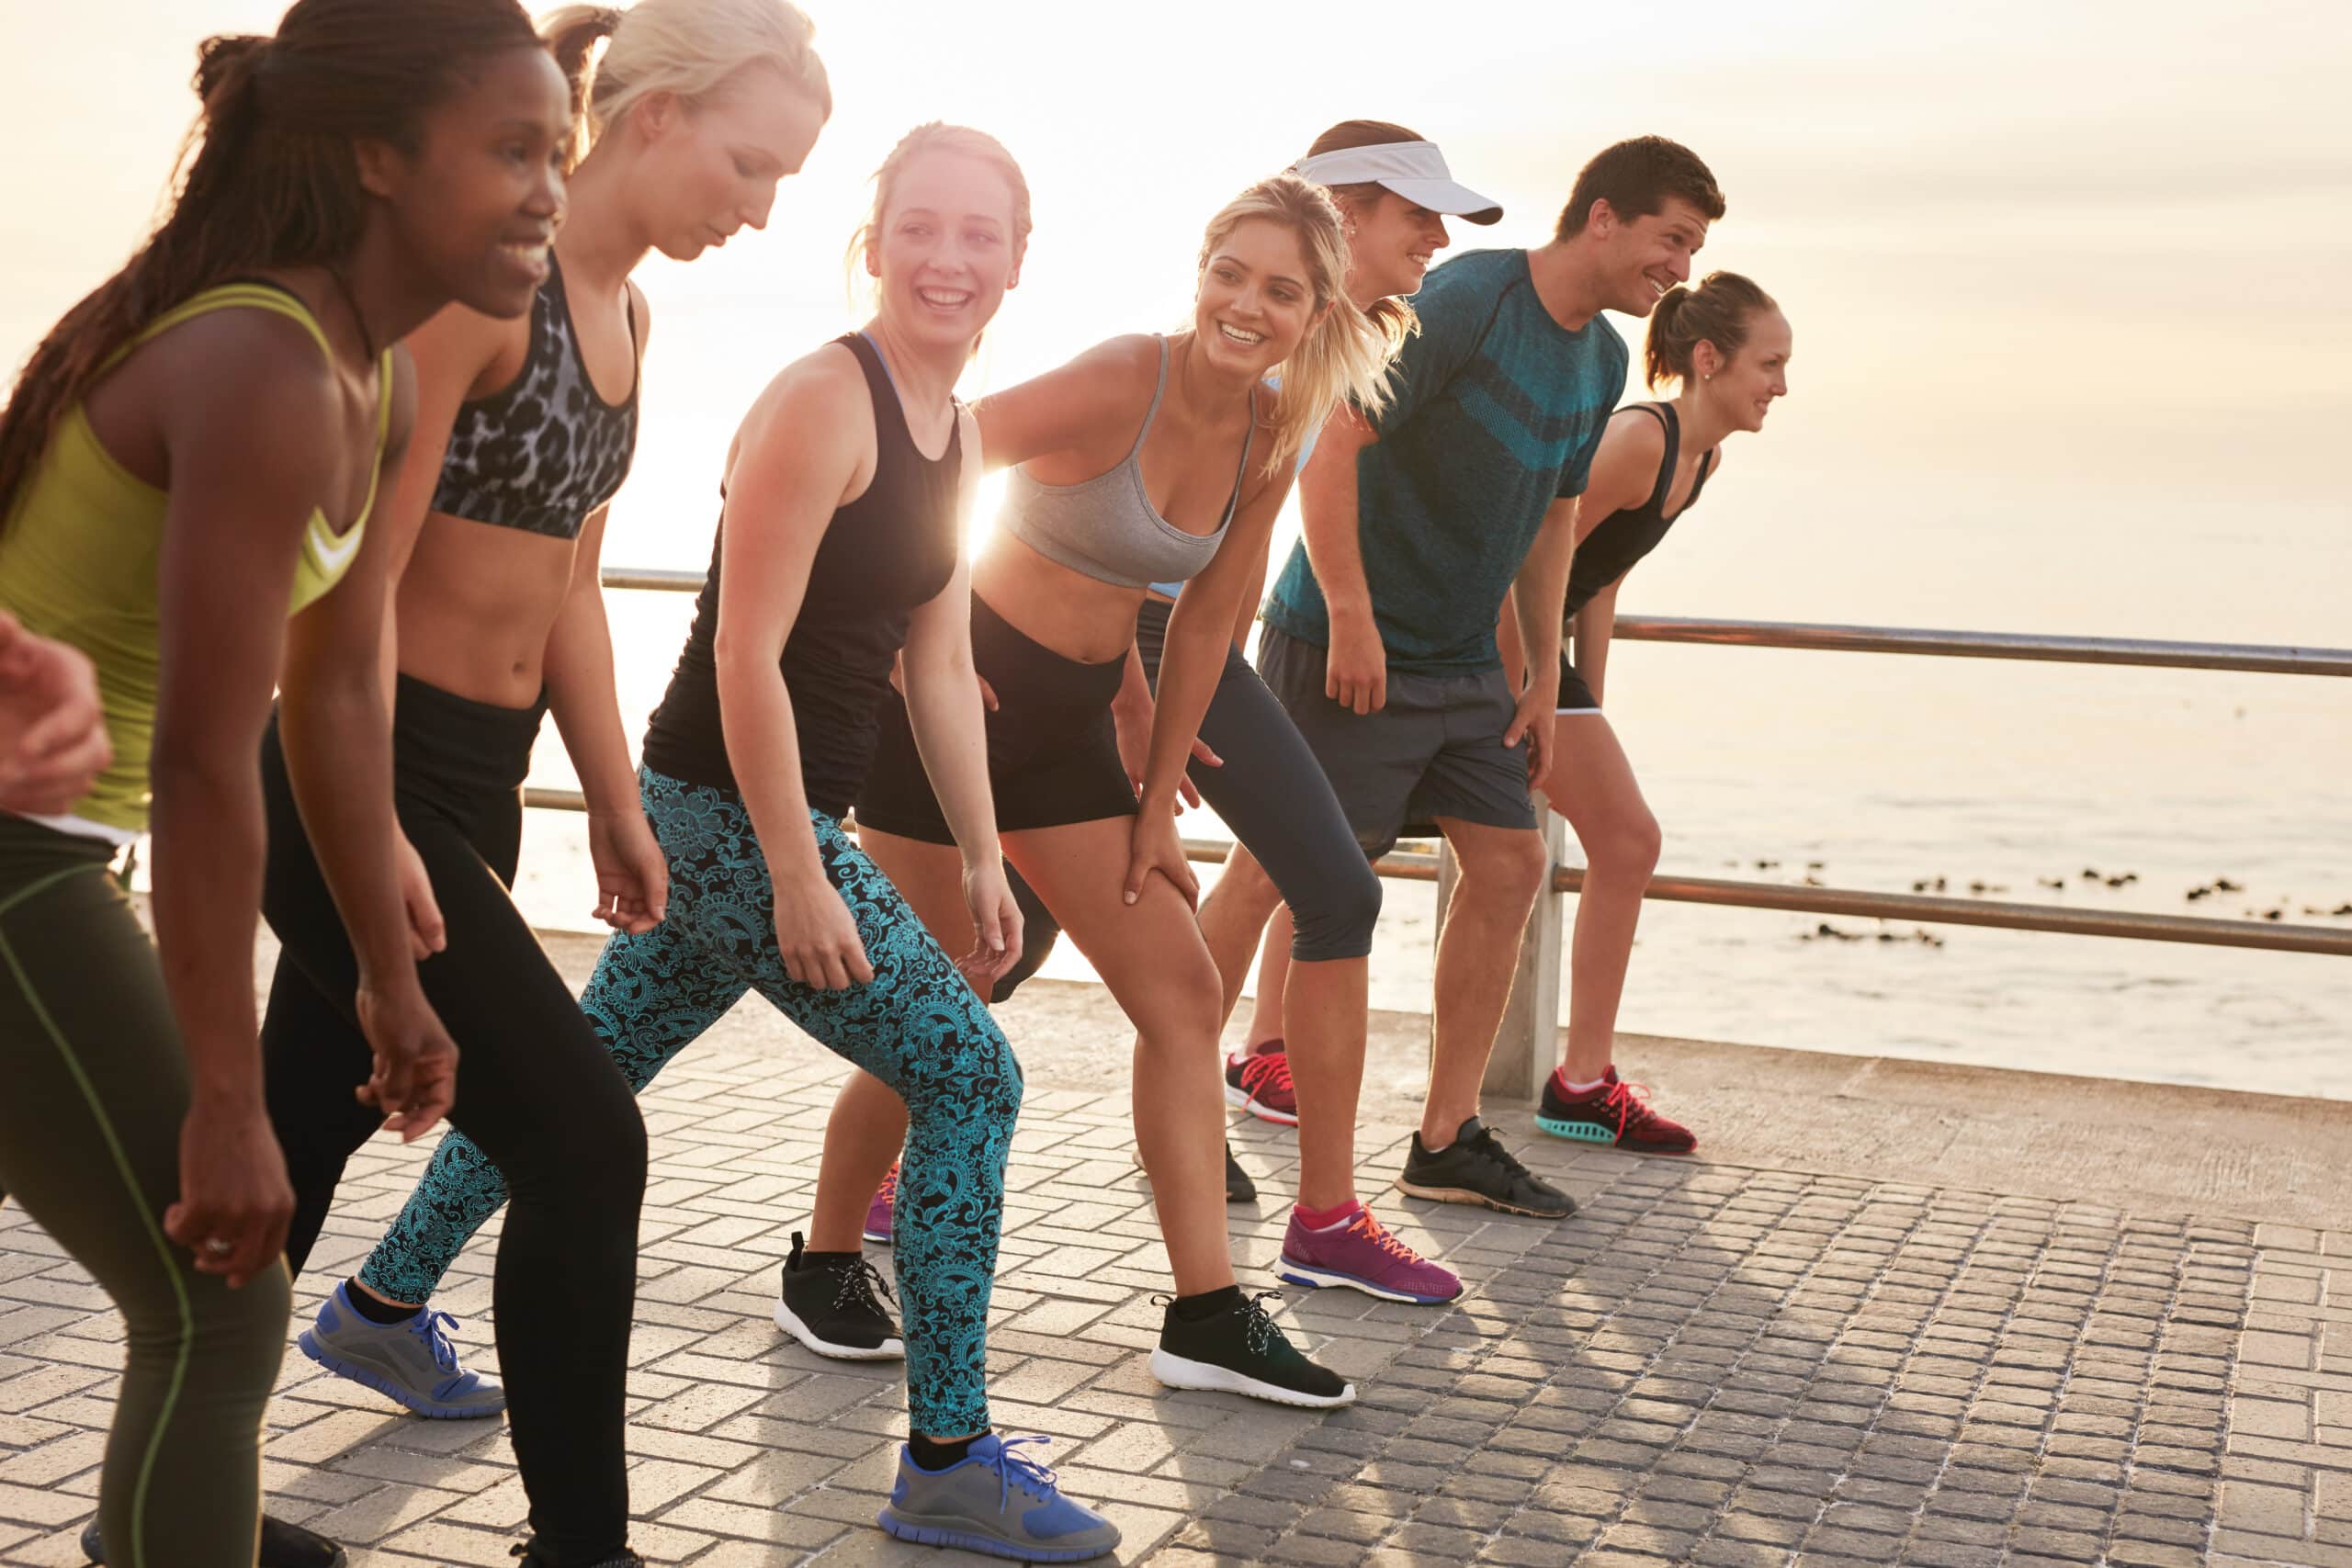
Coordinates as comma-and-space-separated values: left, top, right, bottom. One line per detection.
775, 1231, 905, 1360
1148, 1292, 1354, 1408
83, 1513, 347, 1566
1394, 1115, 1576, 1219
1225, 1140, 1258, 1203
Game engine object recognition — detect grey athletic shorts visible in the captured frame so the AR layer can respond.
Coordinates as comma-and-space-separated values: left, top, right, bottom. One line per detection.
1257, 626, 1538, 858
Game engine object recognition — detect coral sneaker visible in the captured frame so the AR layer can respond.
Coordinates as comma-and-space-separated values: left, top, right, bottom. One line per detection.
1224, 1045, 1298, 1125
865, 1160, 899, 1245
1536, 1066, 1698, 1154
1277, 1206, 1462, 1303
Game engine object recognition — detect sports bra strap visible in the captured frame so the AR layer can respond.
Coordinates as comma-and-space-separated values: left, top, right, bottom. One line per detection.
350, 345, 397, 524
1124, 334, 1172, 463
1635, 402, 1679, 515
1216, 384, 1256, 529
127, 282, 337, 367
1682, 446, 1719, 512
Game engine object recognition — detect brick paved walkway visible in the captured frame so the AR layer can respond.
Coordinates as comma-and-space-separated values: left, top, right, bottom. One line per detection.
4, 1016, 2347, 1566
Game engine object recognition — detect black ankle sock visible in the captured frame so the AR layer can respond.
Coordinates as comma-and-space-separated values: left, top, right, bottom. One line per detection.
1172, 1284, 1244, 1324
344, 1280, 418, 1325
910, 1432, 982, 1470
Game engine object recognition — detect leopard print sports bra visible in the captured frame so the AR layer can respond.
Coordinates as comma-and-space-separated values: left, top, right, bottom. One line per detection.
428, 254, 639, 540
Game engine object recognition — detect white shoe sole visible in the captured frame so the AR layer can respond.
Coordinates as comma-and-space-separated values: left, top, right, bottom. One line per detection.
774, 1299, 904, 1361
1222, 1082, 1300, 1126
1275, 1254, 1461, 1305
1148, 1347, 1354, 1408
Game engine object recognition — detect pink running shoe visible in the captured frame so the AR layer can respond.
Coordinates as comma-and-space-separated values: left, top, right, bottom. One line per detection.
1276, 1207, 1462, 1303
864, 1162, 899, 1246
1224, 1044, 1298, 1126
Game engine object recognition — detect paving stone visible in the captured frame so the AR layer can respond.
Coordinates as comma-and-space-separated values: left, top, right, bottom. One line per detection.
0, 1021, 2296, 1566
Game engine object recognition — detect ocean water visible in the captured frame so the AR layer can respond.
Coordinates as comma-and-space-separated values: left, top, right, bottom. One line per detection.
510, 338, 2352, 1099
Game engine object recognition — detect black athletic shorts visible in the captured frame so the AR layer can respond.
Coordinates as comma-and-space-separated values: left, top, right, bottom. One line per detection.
854, 592, 1136, 845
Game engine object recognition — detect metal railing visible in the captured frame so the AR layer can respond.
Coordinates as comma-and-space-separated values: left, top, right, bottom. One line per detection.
548, 574, 2352, 1094
1611, 615, 2352, 678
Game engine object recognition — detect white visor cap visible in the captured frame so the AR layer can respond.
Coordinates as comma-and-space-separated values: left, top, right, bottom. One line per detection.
1292, 141, 1503, 225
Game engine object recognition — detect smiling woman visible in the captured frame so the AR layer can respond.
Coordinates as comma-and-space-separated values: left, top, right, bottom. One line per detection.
0, 3, 565, 1565
826, 171, 1393, 1413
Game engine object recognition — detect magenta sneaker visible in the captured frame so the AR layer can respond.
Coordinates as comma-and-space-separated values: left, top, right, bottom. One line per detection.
864, 1162, 899, 1246
1224, 1045, 1298, 1126
1276, 1207, 1462, 1303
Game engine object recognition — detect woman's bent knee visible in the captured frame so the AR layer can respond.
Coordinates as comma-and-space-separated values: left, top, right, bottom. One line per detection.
1589, 813, 1663, 880
130, 1262, 291, 1392
1290, 859, 1382, 963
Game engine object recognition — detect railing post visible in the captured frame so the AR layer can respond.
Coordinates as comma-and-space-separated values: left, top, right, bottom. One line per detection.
1488, 808, 1567, 1101
1431, 809, 1567, 1104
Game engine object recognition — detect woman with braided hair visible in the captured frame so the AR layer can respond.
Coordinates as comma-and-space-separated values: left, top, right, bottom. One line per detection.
0, 1, 569, 1562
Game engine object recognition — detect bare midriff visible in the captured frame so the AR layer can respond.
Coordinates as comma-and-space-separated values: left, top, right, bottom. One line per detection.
969, 531, 1157, 668
394, 510, 580, 708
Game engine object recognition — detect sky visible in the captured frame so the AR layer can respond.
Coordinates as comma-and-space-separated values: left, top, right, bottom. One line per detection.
3, 0, 2347, 637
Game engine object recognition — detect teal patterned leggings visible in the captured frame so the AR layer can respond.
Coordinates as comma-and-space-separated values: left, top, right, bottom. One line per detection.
357, 767, 1021, 1436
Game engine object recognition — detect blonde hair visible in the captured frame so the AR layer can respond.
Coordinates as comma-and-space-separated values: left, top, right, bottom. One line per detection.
843, 121, 1034, 299
539, 0, 830, 170
1198, 173, 1391, 477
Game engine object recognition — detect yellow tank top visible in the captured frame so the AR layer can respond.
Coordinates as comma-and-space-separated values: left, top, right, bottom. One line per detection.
0, 282, 393, 835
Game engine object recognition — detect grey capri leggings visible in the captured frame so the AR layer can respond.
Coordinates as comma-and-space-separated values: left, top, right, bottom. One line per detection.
0, 815, 290, 1568
997, 596, 1379, 991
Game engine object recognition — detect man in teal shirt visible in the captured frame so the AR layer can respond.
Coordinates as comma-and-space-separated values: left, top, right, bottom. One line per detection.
1259, 134, 1724, 1218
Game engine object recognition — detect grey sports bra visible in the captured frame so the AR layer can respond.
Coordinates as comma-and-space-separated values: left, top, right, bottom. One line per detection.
1001, 334, 1254, 590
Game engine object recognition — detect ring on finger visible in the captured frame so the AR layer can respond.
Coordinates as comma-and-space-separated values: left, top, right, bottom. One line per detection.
202, 1238, 232, 1256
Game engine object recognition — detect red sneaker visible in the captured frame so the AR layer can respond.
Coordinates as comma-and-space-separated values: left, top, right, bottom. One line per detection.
1535, 1067, 1697, 1154
864, 1161, 899, 1245
1224, 1044, 1298, 1126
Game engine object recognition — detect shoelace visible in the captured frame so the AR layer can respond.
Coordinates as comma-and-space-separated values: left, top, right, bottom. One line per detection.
409, 1309, 465, 1377
981, 1434, 1059, 1515
1239, 1053, 1294, 1100
875, 1161, 899, 1209
1598, 1077, 1662, 1136
1349, 1211, 1422, 1265
834, 1256, 895, 1314
1467, 1124, 1537, 1183
1238, 1292, 1293, 1359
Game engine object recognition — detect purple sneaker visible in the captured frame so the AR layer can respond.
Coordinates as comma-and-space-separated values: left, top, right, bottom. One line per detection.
865, 1161, 899, 1246
1276, 1206, 1462, 1304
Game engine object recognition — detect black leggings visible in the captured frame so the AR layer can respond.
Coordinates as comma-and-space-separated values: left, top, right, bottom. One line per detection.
1006, 599, 1380, 986
0, 817, 288, 1568
258, 676, 644, 1565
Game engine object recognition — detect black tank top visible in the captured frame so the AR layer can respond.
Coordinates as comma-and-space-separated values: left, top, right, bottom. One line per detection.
1563, 402, 1716, 619
641, 333, 964, 816
429, 255, 640, 539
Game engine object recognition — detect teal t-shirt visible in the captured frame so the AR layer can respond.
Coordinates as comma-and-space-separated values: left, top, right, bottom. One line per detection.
1261, 249, 1627, 675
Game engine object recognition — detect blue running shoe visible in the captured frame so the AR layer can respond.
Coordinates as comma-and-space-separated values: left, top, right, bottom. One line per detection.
297, 1281, 505, 1418
877, 1434, 1120, 1562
